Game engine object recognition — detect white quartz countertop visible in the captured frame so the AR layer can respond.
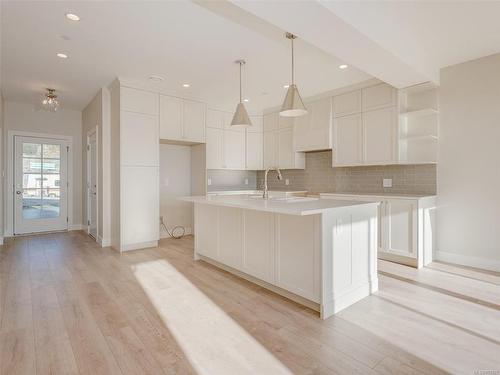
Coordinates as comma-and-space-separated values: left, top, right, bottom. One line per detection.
180, 195, 378, 216
320, 192, 436, 200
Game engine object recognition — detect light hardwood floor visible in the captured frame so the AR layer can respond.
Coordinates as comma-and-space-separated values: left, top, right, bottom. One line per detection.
1, 231, 499, 374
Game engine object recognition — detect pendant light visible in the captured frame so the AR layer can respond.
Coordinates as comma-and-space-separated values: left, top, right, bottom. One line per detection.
231, 59, 252, 127
280, 32, 307, 117
41, 88, 60, 112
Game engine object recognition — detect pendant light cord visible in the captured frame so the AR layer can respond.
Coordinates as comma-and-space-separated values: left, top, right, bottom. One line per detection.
291, 37, 295, 84
239, 61, 242, 103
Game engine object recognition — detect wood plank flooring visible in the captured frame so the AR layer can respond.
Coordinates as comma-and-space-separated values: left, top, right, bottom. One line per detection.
0, 231, 499, 374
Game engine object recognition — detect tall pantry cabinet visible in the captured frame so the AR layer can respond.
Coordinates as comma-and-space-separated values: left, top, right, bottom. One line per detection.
110, 81, 160, 252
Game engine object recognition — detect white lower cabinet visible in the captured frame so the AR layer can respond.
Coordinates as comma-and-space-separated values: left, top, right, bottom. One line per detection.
321, 194, 436, 268
121, 166, 159, 249
276, 214, 319, 301
218, 207, 243, 269
194, 205, 319, 302
242, 210, 274, 283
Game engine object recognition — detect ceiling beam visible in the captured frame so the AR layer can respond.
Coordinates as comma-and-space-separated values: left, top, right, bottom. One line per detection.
228, 0, 435, 88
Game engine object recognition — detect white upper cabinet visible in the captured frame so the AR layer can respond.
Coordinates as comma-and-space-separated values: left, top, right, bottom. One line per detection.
333, 90, 361, 117
159, 95, 183, 140
278, 116, 294, 129
278, 128, 305, 169
333, 113, 362, 167
362, 83, 396, 111
294, 97, 333, 152
120, 111, 159, 167
246, 131, 263, 170
363, 107, 396, 165
223, 129, 246, 170
248, 115, 264, 133
263, 130, 278, 168
206, 127, 223, 169
120, 87, 158, 115
206, 108, 224, 129
183, 100, 206, 142
159, 95, 206, 143
263, 112, 279, 132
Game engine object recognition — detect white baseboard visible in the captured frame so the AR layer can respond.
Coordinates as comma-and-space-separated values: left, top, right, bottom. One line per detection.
68, 224, 84, 231
435, 251, 500, 273
160, 227, 192, 239
118, 240, 158, 252
98, 236, 111, 247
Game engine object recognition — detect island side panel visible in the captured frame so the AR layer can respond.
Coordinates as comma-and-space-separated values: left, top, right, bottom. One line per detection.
194, 203, 219, 260
320, 204, 379, 319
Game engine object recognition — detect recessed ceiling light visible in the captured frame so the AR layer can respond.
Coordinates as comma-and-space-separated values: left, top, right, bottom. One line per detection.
57, 53, 68, 59
339, 64, 348, 69
283, 85, 289, 89
243, 98, 249, 102
65, 13, 80, 21
149, 75, 164, 82
182, 83, 190, 88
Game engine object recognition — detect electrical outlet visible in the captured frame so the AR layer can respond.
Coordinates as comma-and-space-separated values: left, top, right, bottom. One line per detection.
207, 178, 212, 186
285, 179, 290, 186
383, 178, 393, 188
244, 178, 249, 185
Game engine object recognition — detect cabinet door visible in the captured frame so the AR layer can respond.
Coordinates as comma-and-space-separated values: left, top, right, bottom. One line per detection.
218, 207, 243, 269
206, 109, 224, 129
293, 110, 310, 151
243, 210, 274, 283
121, 166, 159, 247
363, 107, 396, 164
263, 130, 278, 168
121, 111, 159, 167
206, 127, 223, 169
278, 128, 294, 169
263, 112, 279, 132
159, 95, 183, 140
246, 131, 263, 170
362, 83, 395, 111
223, 129, 245, 169
183, 100, 206, 142
308, 97, 332, 150
381, 199, 418, 258
121, 87, 158, 115
248, 115, 264, 133
276, 214, 319, 302
195, 204, 218, 259
278, 115, 294, 129
333, 113, 362, 166
333, 90, 361, 117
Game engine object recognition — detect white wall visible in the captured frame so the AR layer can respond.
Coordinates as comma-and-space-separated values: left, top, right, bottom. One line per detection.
160, 144, 193, 237
437, 52, 500, 271
3, 101, 82, 234
82, 88, 112, 246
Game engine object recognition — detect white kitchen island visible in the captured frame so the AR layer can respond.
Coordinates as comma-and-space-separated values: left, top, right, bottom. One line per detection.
180, 194, 379, 319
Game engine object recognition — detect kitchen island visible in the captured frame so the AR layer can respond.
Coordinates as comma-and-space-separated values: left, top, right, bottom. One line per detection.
180, 194, 379, 319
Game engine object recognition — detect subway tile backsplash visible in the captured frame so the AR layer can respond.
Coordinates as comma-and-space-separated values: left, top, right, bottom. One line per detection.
256, 151, 436, 195
207, 169, 258, 192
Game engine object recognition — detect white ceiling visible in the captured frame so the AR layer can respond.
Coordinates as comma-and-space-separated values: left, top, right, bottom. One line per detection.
4, 1, 500, 113
0, 1, 370, 112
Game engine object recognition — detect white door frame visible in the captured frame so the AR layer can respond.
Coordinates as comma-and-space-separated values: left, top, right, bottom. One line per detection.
86, 126, 98, 239
5, 130, 74, 237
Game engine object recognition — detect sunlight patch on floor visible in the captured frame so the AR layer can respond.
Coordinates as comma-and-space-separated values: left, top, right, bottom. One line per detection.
132, 259, 292, 375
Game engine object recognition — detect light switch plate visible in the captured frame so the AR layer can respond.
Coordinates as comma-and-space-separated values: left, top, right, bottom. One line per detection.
285, 179, 290, 186
207, 178, 212, 186
383, 178, 392, 188
244, 178, 249, 185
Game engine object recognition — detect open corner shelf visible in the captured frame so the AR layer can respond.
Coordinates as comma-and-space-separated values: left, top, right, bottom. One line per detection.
399, 108, 439, 119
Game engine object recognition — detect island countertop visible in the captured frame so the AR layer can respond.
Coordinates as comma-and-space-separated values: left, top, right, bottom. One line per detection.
180, 194, 378, 216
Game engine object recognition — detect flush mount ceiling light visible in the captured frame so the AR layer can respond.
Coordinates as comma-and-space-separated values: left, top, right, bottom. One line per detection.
182, 83, 190, 88
230, 59, 252, 127
65, 13, 80, 21
57, 53, 68, 59
149, 75, 164, 82
42, 88, 59, 112
339, 64, 348, 69
280, 32, 307, 117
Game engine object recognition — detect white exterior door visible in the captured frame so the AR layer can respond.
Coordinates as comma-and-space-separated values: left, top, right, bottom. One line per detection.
14, 136, 69, 234
87, 132, 98, 239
